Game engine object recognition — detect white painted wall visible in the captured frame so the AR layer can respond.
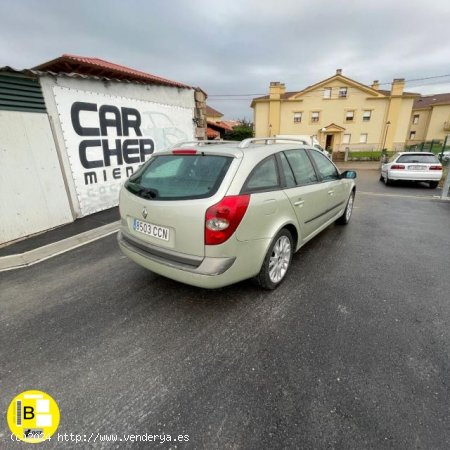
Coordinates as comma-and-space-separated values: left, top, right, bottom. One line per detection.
40, 75, 196, 217
0, 110, 73, 244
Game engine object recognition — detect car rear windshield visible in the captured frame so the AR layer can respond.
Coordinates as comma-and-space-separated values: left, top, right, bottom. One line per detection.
125, 154, 232, 200
397, 154, 439, 164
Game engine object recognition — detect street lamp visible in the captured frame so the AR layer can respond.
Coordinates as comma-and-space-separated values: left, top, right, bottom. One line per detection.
382, 121, 391, 150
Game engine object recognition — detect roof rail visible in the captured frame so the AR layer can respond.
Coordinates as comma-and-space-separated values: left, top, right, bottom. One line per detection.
171, 140, 236, 148
238, 137, 308, 149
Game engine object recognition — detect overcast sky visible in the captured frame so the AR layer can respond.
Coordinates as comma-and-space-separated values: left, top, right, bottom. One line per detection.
1, 0, 450, 119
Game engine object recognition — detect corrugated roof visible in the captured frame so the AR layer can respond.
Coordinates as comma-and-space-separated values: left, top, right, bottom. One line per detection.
33, 54, 191, 89
413, 93, 450, 109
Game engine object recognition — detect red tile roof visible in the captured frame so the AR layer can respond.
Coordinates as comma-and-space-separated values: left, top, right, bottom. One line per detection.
207, 120, 233, 131
207, 128, 220, 139
33, 54, 190, 89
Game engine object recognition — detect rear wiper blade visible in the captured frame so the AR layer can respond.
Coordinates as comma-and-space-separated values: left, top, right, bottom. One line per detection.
139, 187, 159, 199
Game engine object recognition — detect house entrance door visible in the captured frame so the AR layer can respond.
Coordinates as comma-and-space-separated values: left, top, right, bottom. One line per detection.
325, 134, 334, 150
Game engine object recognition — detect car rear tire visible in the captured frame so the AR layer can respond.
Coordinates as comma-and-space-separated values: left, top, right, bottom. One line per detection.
429, 181, 438, 189
379, 174, 384, 182
256, 229, 293, 290
336, 191, 355, 225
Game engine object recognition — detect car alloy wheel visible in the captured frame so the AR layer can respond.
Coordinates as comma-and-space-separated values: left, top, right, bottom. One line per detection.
269, 235, 291, 284
336, 191, 355, 225
345, 194, 353, 222
257, 229, 293, 290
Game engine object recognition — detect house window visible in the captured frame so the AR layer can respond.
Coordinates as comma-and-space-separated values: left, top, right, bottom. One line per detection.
363, 110, 372, 121
409, 131, 416, 140
311, 111, 320, 123
339, 87, 348, 98
359, 133, 368, 143
412, 114, 419, 125
293, 112, 302, 123
345, 110, 354, 122
342, 134, 351, 144
323, 88, 332, 99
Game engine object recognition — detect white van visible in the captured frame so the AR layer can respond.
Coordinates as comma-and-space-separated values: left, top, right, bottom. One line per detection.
275, 135, 331, 159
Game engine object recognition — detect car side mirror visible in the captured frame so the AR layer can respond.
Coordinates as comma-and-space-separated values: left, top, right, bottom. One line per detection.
340, 170, 357, 179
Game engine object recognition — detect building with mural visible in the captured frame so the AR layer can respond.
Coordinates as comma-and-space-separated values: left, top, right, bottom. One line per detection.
0, 54, 206, 244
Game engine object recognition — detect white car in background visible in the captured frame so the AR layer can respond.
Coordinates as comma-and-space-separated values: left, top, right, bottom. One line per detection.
438, 150, 450, 162
380, 152, 443, 188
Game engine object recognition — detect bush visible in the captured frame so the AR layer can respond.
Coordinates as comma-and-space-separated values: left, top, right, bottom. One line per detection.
223, 119, 253, 141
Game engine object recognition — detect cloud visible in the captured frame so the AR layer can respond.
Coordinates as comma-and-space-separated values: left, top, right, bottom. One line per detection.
1, 0, 450, 119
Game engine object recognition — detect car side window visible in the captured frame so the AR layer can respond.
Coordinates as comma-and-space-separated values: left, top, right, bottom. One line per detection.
308, 150, 339, 181
279, 152, 296, 188
284, 149, 318, 185
243, 156, 279, 192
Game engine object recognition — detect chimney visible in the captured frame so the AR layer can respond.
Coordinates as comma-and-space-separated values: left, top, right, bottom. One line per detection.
269, 81, 286, 100
391, 78, 405, 96
371, 80, 380, 90
336, 69, 342, 75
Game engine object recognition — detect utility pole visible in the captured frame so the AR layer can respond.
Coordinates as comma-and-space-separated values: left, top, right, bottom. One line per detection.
441, 169, 450, 200
439, 134, 448, 160
382, 121, 391, 150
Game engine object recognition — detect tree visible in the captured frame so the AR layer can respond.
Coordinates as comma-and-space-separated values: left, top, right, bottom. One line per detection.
224, 119, 254, 141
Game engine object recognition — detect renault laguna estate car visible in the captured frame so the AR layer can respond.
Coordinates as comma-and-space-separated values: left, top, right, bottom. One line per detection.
118, 138, 356, 289
380, 152, 442, 188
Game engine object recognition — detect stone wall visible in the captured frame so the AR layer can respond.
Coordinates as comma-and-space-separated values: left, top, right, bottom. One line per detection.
194, 88, 207, 139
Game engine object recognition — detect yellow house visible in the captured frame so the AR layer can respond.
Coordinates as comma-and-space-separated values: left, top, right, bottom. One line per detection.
406, 93, 450, 144
206, 105, 224, 123
251, 69, 420, 152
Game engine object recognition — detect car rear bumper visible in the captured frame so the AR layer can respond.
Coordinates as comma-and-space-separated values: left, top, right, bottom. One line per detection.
119, 229, 236, 278
118, 229, 270, 289
388, 170, 442, 181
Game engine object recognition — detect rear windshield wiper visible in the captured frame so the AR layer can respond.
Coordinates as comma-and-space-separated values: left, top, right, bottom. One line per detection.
139, 187, 159, 199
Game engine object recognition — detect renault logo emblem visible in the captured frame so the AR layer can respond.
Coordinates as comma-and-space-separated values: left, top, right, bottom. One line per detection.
142, 207, 148, 219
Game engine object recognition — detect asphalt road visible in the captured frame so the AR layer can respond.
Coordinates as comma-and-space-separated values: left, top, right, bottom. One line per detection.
1, 170, 449, 449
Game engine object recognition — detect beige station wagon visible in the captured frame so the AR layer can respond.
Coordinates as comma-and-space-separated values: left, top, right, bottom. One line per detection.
118, 138, 357, 289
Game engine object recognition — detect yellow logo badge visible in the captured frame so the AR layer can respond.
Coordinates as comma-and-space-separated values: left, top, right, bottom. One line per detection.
7, 390, 60, 443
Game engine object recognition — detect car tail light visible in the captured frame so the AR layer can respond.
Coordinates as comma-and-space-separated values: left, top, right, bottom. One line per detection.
172, 149, 197, 154
390, 164, 405, 170
205, 195, 250, 245
429, 165, 442, 170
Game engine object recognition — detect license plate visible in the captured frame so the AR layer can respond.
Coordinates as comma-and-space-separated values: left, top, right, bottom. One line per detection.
133, 218, 170, 241
408, 165, 426, 170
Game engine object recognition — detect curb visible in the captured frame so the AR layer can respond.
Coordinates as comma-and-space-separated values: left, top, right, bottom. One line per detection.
0, 221, 120, 272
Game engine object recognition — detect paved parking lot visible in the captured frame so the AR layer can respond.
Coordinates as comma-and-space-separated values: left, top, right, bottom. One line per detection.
1, 168, 449, 449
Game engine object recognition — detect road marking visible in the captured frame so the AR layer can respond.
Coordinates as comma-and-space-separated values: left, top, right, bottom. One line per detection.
358, 191, 445, 201
0, 221, 120, 272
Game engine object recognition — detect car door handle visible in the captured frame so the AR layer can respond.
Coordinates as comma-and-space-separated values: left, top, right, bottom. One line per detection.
328, 190, 334, 196
294, 199, 304, 207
